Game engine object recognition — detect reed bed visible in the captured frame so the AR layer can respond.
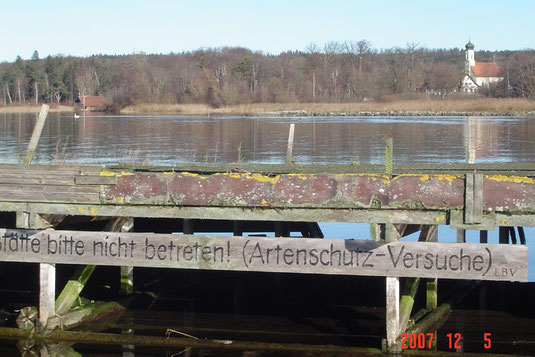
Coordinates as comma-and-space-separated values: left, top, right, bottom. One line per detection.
0, 105, 74, 113
2, 98, 534, 115
121, 98, 535, 115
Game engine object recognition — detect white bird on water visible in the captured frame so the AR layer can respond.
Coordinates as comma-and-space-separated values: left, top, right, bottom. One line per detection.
73, 113, 80, 119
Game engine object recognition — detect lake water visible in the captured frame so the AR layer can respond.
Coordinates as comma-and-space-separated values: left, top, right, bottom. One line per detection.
0, 113, 534, 355
1, 113, 535, 165
1, 112, 534, 281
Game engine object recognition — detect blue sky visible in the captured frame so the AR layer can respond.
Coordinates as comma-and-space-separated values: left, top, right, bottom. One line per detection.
2, 0, 534, 62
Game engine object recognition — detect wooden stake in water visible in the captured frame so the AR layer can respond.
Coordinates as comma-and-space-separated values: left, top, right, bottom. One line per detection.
385, 136, 393, 174
23, 104, 49, 165
286, 123, 295, 164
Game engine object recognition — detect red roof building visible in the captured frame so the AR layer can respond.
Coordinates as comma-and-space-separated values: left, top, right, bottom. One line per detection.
76, 96, 106, 111
460, 41, 504, 93
471, 62, 503, 78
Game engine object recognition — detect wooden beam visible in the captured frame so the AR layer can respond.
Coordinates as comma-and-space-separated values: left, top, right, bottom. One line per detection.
426, 279, 438, 311
120, 217, 134, 296
480, 230, 488, 244
38, 263, 56, 331
499, 227, 509, 244
54, 217, 134, 319
0, 229, 528, 281
55, 265, 96, 316
456, 229, 466, 243
385, 276, 400, 353
183, 219, 194, 234
23, 104, 49, 165
47, 302, 125, 331
398, 225, 437, 334
398, 277, 420, 334
384, 137, 393, 174
285, 123, 295, 164
464, 173, 483, 224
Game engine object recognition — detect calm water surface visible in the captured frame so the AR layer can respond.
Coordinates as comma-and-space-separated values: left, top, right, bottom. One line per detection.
1, 113, 534, 355
1, 113, 535, 165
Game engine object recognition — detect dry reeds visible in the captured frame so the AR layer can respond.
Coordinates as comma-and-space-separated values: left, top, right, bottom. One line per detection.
0, 105, 74, 114
120, 98, 535, 116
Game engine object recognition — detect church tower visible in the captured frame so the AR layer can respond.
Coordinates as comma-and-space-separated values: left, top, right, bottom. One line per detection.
465, 40, 475, 74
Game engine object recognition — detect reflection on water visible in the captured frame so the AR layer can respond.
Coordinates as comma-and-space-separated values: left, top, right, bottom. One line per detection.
1, 113, 535, 165
1, 113, 535, 355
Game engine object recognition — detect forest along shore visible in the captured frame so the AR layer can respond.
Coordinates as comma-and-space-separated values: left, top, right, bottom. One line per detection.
1, 99, 535, 116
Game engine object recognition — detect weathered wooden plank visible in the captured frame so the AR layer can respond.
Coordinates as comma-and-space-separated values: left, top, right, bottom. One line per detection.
464, 173, 483, 224
450, 210, 496, 230
22, 203, 449, 224
4, 162, 535, 176
0, 229, 527, 281
75, 176, 117, 185
101, 172, 465, 210
0, 184, 100, 203
0, 164, 100, 175
0, 174, 75, 186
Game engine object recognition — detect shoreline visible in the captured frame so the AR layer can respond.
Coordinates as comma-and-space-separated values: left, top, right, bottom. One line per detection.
1, 99, 535, 117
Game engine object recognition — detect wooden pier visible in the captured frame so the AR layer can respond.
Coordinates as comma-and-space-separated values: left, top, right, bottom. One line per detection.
0, 161, 531, 352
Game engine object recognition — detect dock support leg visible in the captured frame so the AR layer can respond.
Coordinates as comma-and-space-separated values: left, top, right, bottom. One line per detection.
38, 263, 56, 331
456, 229, 466, 243
426, 279, 438, 311
183, 219, 194, 234
480, 230, 488, 244
120, 218, 134, 296
499, 227, 508, 244
384, 222, 401, 353
120, 266, 134, 296
399, 278, 420, 334
386, 276, 401, 353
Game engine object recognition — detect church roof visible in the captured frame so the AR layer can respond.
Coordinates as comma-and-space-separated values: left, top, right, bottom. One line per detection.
465, 41, 475, 50
471, 62, 503, 78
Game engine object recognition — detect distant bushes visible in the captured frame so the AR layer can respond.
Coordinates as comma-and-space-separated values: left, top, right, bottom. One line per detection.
1, 44, 534, 111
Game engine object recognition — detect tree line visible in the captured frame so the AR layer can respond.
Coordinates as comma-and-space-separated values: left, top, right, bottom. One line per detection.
1, 41, 534, 109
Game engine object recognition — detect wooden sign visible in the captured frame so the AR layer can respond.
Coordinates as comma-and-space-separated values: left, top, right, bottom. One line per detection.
0, 229, 528, 281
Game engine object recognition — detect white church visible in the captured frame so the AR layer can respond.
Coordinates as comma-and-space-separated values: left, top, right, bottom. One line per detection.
460, 41, 504, 93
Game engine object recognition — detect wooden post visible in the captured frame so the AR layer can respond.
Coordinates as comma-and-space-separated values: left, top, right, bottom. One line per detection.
183, 219, 194, 234
23, 104, 49, 165
120, 266, 134, 296
426, 280, 438, 310
457, 229, 466, 243
398, 224, 437, 334
385, 136, 393, 174
286, 123, 295, 164
55, 217, 133, 318
518, 227, 526, 245
275, 222, 289, 237
499, 227, 509, 244
55, 265, 96, 316
398, 277, 420, 334
370, 223, 384, 242
508, 227, 517, 244
480, 230, 488, 243
39, 263, 56, 331
386, 276, 400, 353
232, 221, 243, 236
384, 219, 400, 353
120, 218, 134, 296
